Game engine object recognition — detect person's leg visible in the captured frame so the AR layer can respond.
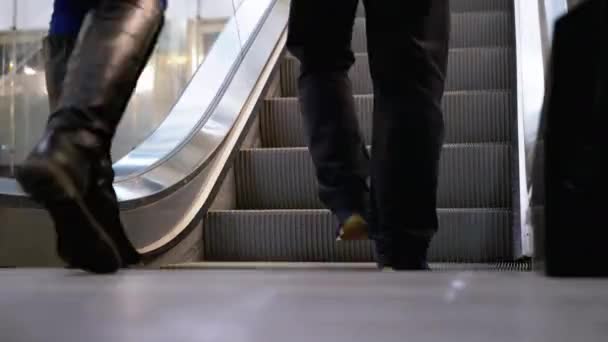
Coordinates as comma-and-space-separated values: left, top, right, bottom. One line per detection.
42, 1, 89, 266
17, 0, 166, 274
362, 0, 450, 270
287, 0, 370, 240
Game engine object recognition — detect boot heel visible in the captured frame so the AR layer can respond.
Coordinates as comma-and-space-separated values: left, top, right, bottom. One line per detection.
17, 158, 122, 274
17, 159, 77, 202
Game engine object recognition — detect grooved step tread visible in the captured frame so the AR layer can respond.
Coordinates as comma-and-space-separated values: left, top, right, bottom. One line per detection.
280, 48, 515, 96
166, 261, 531, 271
235, 144, 512, 210
352, 12, 514, 52
261, 91, 514, 146
357, 0, 513, 16
204, 209, 513, 263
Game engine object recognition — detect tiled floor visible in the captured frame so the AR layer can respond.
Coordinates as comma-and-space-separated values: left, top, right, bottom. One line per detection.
1, 269, 607, 342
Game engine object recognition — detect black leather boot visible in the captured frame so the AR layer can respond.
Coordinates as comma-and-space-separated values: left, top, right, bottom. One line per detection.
42, 35, 76, 112
40, 34, 77, 267
17, 0, 164, 274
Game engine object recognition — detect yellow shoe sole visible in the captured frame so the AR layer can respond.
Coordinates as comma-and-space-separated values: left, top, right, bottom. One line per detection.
336, 214, 369, 241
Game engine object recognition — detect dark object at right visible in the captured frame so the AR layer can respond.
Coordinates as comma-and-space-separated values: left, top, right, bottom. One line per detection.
534, 0, 608, 276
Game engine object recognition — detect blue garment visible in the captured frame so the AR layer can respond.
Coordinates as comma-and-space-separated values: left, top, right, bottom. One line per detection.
50, 0, 167, 35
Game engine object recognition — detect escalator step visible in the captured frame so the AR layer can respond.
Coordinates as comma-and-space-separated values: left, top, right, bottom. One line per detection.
165, 261, 531, 272
261, 91, 514, 147
352, 12, 514, 53
449, 0, 512, 13
204, 209, 513, 263
280, 48, 515, 96
357, 0, 512, 17
235, 144, 512, 209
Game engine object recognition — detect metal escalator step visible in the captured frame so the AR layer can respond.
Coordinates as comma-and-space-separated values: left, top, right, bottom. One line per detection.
356, 0, 512, 17
235, 144, 511, 209
204, 209, 513, 262
280, 48, 515, 96
261, 91, 514, 147
165, 261, 531, 271
449, 0, 512, 12
352, 13, 514, 52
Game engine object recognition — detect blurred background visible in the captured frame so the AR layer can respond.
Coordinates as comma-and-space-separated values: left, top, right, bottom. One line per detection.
0, 0, 247, 176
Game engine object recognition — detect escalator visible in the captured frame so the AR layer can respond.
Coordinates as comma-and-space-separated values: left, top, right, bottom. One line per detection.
8, 2, 605, 341
1, 0, 541, 270
202, 0, 522, 267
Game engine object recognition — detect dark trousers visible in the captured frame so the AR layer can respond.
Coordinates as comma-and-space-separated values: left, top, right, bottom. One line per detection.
534, 0, 608, 276
287, 0, 450, 243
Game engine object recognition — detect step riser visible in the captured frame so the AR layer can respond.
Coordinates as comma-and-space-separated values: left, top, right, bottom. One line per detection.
352, 13, 514, 52
235, 145, 512, 209
204, 210, 513, 262
358, 0, 513, 16
168, 261, 531, 272
261, 92, 514, 146
280, 48, 515, 96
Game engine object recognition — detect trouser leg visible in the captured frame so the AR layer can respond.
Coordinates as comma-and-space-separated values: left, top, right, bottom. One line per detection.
286, 0, 369, 221
363, 0, 450, 267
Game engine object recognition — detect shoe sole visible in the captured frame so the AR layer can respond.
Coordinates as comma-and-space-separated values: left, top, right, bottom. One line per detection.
336, 214, 369, 241
17, 158, 122, 274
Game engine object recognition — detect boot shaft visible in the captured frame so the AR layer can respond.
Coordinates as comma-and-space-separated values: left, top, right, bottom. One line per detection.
50, 0, 164, 137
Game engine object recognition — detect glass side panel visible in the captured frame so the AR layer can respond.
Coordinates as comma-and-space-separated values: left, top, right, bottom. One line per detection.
0, 1, 15, 31
0, 0, 241, 177
113, 3, 232, 161
0, 31, 46, 177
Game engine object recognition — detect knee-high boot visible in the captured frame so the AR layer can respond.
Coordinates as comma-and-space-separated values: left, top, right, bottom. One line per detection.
18, 0, 164, 274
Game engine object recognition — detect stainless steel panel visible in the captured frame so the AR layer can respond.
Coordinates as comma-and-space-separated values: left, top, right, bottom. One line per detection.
513, 0, 568, 258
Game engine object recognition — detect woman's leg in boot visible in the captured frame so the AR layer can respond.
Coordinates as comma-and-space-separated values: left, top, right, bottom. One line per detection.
17, 0, 166, 274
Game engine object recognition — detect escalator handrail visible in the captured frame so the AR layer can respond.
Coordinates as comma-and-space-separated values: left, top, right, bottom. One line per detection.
112, 0, 281, 206
0, 0, 276, 206
125, 0, 289, 254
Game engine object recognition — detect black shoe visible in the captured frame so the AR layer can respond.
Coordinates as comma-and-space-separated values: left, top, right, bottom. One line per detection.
17, 123, 123, 273
373, 234, 431, 271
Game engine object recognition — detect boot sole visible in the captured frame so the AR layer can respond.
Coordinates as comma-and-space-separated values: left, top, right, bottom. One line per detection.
336, 214, 369, 241
17, 158, 122, 274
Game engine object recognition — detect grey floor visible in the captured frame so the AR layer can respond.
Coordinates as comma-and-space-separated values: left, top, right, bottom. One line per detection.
1, 269, 607, 342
